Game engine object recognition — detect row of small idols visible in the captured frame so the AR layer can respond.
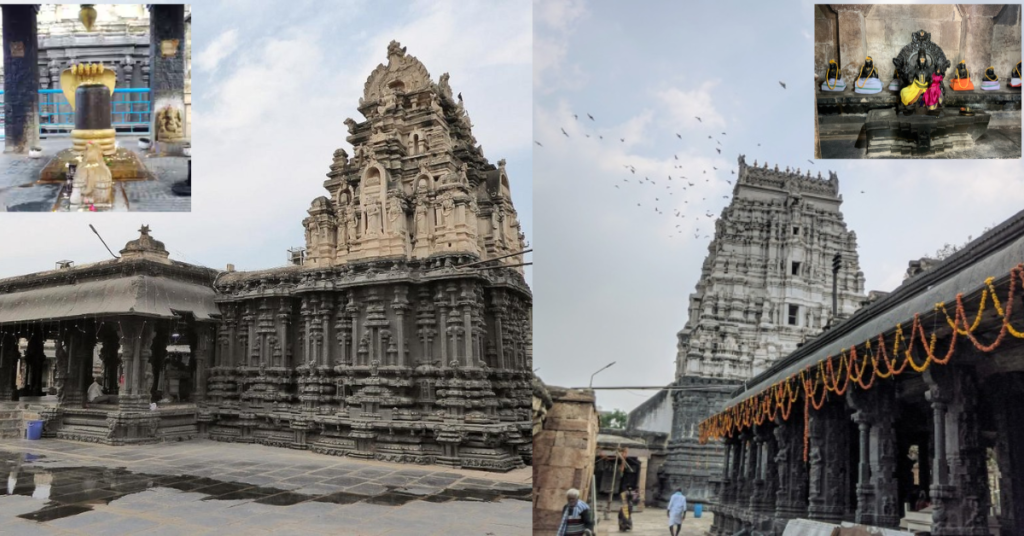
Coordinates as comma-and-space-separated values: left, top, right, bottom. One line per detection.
821, 57, 1022, 94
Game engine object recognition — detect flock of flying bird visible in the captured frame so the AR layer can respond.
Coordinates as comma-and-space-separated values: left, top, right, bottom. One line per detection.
535, 79, 862, 241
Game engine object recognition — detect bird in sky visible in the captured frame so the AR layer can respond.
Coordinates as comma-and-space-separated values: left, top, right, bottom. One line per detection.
779, 81, 787, 89
585, 134, 590, 138
807, 159, 814, 165
713, 167, 717, 170
573, 114, 578, 120
676, 133, 682, 139
726, 180, 732, 184
674, 155, 679, 160
587, 113, 595, 121
722, 132, 726, 135
599, 135, 604, 140
716, 148, 721, 154
535, 141, 543, 147
561, 128, 569, 137
757, 143, 761, 146
708, 136, 712, 139
620, 138, 625, 143
695, 116, 702, 122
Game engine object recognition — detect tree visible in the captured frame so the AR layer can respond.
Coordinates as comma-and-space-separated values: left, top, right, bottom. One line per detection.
601, 409, 628, 429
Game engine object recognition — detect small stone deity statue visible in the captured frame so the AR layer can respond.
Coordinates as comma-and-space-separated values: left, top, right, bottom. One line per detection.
854, 56, 882, 94
821, 60, 845, 92
982, 65, 1001, 91
78, 142, 113, 206
157, 106, 184, 142
1012, 61, 1022, 88
951, 60, 973, 91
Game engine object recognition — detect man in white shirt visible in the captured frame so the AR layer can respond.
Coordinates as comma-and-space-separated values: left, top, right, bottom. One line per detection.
87, 377, 115, 404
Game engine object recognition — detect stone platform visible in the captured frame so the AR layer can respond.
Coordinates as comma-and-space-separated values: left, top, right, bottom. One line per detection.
817, 85, 1021, 115
864, 107, 991, 157
38, 147, 151, 183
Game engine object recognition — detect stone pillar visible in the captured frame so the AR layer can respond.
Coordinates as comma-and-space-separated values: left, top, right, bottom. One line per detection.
99, 327, 120, 392
749, 428, 765, 512
63, 324, 95, 409
148, 4, 186, 143
924, 365, 990, 536
773, 411, 809, 528
991, 373, 1024, 536
393, 286, 409, 367
848, 383, 900, 528
24, 333, 45, 396
117, 318, 155, 412
807, 401, 850, 524
194, 323, 213, 404
2, 5, 40, 153
0, 332, 19, 401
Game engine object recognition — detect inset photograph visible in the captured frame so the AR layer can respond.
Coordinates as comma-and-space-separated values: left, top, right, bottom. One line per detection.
0, 4, 190, 212
815, 4, 1021, 159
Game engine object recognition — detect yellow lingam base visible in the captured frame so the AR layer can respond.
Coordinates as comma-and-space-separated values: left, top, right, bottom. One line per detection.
71, 128, 116, 156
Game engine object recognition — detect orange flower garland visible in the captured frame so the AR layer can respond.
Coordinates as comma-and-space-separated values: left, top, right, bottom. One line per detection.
697, 264, 1024, 465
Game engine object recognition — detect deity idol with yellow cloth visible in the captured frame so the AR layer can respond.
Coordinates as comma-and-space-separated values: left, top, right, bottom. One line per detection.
820, 60, 846, 92
950, 61, 974, 91
854, 56, 882, 94
1011, 61, 1021, 89
899, 48, 934, 107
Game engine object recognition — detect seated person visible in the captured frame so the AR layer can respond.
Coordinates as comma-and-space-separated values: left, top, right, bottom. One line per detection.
950, 60, 973, 91
981, 66, 1000, 90
854, 56, 882, 94
86, 377, 117, 405
1012, 61, 1021, 89
820, 60, 846, 91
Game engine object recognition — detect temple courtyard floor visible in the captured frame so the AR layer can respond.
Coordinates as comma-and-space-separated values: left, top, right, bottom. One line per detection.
0, 135, 190, 212
593, 501, 714, 536
0, 438, 531, 535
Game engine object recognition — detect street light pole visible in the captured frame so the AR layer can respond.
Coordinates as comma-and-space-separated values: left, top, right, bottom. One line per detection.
590, 361, 616, 388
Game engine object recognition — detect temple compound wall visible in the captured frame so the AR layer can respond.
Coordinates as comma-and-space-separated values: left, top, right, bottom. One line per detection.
815, 4, 1021, 85
702, 209, 1024, 536
200, 42, 532, 472
637, 156, 866, 505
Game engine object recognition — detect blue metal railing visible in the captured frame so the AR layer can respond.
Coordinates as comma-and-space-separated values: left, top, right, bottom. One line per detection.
0, 88, 150, 140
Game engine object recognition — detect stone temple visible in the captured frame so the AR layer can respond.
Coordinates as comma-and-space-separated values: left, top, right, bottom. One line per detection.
0, 41, 532, 472
631, 155, 866, 502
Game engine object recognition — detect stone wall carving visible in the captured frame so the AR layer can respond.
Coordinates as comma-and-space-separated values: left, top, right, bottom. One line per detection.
305, 41, 526, 273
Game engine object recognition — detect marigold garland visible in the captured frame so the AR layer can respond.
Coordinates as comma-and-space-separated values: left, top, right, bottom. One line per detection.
697, 264, 1024, 465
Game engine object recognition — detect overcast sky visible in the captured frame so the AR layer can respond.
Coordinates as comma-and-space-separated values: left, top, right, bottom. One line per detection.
533, 0, 1024, 413
0, 0, 532, 286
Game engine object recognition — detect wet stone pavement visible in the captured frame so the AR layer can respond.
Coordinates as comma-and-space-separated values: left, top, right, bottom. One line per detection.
0, 439, 531, 535
0, 136, 190, 212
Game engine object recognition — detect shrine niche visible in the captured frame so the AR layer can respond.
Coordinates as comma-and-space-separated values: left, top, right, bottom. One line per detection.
864, 30, 991, 157
201, 41, 531, 472
814, 5, 1020, 159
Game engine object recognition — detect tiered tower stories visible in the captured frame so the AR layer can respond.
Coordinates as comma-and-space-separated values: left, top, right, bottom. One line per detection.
662, 155, 864, 501
302, 40, 527, 269
204, 42, 532, 472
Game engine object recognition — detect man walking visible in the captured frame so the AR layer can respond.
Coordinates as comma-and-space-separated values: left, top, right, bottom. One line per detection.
557, 488, 594, 536
667, 488, 686, 536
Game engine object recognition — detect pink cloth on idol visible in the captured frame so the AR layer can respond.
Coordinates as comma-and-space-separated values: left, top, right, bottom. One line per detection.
923, 74, 943, 106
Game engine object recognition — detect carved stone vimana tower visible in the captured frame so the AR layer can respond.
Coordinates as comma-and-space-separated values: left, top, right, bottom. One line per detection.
203, 41, 532, 471
661, 155, 865, 502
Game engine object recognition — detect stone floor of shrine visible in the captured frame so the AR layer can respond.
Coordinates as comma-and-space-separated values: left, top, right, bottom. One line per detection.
0, 438, 531, 535
0, 135, 190, 212
818, 119, 1021, 159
